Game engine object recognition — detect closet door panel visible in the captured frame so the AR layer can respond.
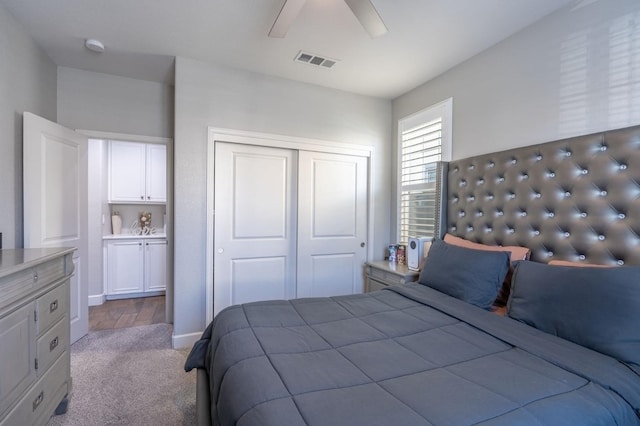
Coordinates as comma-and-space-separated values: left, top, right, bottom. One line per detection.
233, 154, 289, 239
311, 160, 358, 237
308, 253, 356, 297
297, 152, 368, 297
231, 257, 287, 305
214, 143, 297, 316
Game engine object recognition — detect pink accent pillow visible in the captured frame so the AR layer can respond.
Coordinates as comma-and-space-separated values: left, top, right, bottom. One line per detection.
442, 234, 531, 306
443, 234, 530, 263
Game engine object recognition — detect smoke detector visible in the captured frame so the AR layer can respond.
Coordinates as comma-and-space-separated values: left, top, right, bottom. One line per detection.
295, 51, 338, 69
85, 39, 105, 53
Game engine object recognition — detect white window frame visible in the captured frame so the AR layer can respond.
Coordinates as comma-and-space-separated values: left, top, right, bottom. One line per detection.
397, 98, 452, 243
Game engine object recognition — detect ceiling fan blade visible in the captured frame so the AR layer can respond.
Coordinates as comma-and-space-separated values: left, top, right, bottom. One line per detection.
269, 0, 308, 38
344, 0, 388, 38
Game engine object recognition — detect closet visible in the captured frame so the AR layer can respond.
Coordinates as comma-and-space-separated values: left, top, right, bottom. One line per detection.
213, 141, 369, 316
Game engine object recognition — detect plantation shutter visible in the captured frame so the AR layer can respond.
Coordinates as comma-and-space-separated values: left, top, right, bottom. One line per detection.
399, 118, 445, 244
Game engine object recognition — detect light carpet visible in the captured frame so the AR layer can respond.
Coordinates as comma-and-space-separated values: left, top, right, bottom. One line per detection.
46, 323, 197, 426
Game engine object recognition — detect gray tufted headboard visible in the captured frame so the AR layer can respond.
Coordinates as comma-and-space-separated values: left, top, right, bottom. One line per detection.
447, 125, 640, 265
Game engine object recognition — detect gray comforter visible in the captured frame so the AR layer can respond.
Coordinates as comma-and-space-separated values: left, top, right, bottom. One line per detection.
186, 283, 640, 425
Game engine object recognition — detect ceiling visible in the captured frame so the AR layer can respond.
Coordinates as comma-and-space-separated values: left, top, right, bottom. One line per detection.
2, 0, 572, 99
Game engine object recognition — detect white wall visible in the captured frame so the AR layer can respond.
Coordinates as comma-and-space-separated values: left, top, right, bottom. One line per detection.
0, 4, 57, 248
173, 57, 391, 345
57, 67, 174, 138
393, 0, 640, 160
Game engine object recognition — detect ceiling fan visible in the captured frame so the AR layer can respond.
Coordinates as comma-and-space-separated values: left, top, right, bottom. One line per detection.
269, 0, 388, 39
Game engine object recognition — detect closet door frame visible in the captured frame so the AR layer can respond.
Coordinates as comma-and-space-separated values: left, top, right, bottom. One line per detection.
205, 127, 374, 324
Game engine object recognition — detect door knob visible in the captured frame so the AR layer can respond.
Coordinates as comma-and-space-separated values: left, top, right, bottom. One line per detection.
360, 242, 365, 247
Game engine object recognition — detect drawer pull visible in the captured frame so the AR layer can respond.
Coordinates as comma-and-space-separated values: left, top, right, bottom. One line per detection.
50, 336, 59, 352
33, 271, 39, 282
32, 391, 44, 411
50, 299, 58, 313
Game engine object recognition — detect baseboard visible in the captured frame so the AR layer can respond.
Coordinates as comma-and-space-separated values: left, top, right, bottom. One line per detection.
172, 331, 202, 349
105, 290, 165, 301
88, 294, 105, 306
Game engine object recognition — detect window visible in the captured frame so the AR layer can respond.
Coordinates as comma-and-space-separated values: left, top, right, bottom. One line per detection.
398, 98, 452, 244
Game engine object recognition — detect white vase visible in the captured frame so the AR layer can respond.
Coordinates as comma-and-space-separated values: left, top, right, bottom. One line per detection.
111, 214, 122, 235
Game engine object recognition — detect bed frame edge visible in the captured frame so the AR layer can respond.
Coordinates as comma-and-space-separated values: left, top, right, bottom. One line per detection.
196, 368, 212, 426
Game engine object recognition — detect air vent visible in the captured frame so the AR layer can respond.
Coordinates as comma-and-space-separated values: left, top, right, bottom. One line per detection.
295, 51, 338, 69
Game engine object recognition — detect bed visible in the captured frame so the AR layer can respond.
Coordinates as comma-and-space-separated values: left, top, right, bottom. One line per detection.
185, 125, 640, 425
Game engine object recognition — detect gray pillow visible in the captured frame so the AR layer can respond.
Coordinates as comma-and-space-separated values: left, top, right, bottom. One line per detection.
419, 239, 510, 310
508, 261, 640, 366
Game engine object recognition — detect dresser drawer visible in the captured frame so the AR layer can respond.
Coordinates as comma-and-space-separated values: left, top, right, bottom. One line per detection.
0, 303, 37, 418
0, 353, 69, 426
0, 257, 66, 314
33, 258, 66, 292
368, 267, 404, 286
36, 316, 68, 377
366, 278, 388, 293
0, 268, 38, 314
35, 281, 67, 335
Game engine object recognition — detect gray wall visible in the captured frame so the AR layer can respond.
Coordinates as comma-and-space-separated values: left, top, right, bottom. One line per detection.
0, 4, 57, 248
57, 67, 174, 138
173, 57, 391, 344
391, 0, 640, 234
393, 0, 640, 160
56, 68, 174, 308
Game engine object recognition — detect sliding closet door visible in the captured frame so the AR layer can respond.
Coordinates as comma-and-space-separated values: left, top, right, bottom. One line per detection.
297, 151, 368, 297
213, 143, 297, 315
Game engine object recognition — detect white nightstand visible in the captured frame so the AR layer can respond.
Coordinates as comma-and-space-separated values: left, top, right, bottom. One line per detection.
364, 261, 420, 292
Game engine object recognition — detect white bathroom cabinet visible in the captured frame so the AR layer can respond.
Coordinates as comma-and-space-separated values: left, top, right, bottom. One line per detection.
108, 141, 166, 203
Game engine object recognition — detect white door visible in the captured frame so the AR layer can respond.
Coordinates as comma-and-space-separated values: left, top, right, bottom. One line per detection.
297, 151, 368, 297
214, 143, 297, 316
23, 112, 89, 343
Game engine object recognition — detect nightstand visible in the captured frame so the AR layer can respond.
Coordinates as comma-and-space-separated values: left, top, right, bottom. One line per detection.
364, 261, 420, 292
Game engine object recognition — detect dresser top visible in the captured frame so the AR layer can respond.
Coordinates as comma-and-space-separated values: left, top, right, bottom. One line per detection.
0, 247, 75, 278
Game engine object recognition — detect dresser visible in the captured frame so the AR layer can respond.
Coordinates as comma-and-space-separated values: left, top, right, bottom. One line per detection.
364, 261, 420, 292
0, 248, 75, 426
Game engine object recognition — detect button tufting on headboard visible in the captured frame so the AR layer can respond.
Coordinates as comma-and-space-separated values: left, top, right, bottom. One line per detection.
447, 125, 640, 265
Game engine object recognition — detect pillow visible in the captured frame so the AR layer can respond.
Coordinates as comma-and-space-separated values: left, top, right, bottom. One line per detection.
548, 260, 611, 268
508, 261, 640, 366
443, 234, 531, 306
443, 234, 530, 261
419, 239, 511, 310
